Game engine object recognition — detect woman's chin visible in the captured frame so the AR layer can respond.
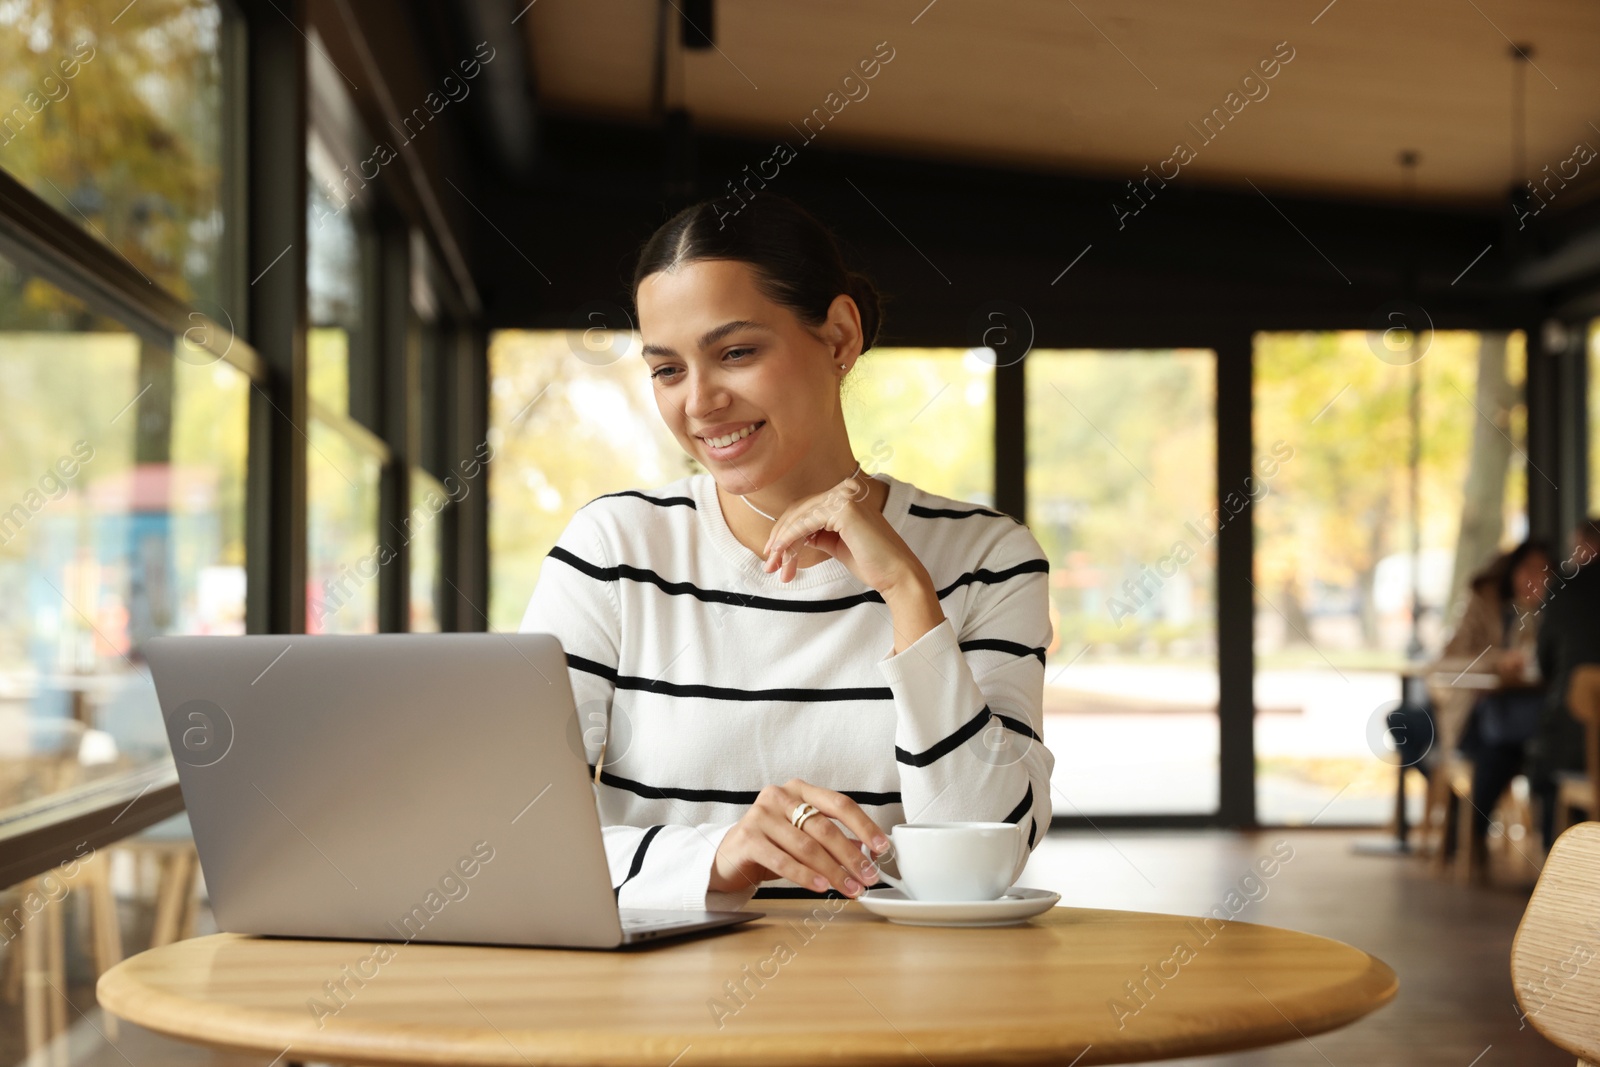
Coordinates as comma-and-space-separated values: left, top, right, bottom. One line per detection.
713, 470, 768, 496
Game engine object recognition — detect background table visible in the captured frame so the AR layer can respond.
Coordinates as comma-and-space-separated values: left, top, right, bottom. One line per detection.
97, 899, 1397, 1066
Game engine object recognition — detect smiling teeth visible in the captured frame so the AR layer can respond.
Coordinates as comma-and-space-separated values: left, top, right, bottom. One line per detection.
706, 423, 759, 448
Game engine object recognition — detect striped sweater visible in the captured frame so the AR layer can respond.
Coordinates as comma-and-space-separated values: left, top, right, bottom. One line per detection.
517, 470, 1054, 911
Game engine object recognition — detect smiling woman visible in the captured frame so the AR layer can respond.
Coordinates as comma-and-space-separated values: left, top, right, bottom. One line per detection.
517, 194, 1055, 910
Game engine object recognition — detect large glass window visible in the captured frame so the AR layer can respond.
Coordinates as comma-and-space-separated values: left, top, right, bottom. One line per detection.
0, 251, 248, 814
0, 0, 234, 307
409, 468, 445, 633
488, 329, 684, 631
305, 419, 383, 634
1253, 330, 1528, 824
306, 134, 368, 419
842, 348, 993, 505
0, 7, 247, 1052
305, 86, 384, 634
1026, 349, 1219, 816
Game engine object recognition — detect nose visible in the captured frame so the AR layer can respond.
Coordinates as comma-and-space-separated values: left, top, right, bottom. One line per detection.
683, 366, 728, 422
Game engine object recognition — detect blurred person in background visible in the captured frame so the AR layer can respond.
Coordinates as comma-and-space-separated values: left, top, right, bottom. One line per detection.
1531, 517, 1600, 846
1428, 539, 1552, 869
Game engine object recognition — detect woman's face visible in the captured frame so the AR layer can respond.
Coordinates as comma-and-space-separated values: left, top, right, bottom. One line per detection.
636, 258, 859, 493
1513, 551, 1551, 605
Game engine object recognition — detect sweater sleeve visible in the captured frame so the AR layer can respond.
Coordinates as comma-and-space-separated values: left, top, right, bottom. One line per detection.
517, 502, 757, 912
876, 523, 1054, 886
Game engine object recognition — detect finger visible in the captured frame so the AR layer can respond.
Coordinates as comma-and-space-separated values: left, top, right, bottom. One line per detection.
771, 817, 866, 896
756, 784, 803, 822
758, 783, 876, 857
749, 798, 841, 892
767, 541, 792, 581
752, 838, 833, 893
736, 809, 832, 895
804, 815, 882, 886
762, 511, 793, 558
766, 515, 811, 564
765, 498, 829, 561
755, 783, 870, 895
715, 819, 792, 893
765, 538, 799, 576
799, 783, 890, 856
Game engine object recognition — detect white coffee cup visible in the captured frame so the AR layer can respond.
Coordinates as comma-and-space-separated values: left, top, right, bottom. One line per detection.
860, 822, 1025, 901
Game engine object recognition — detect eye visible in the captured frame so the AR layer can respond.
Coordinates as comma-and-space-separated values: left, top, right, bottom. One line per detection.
646, 348, 752, 382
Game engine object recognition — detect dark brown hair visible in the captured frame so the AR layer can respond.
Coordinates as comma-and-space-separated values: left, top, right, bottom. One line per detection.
630, 193, 884, 356
1496, 538, 1552, 603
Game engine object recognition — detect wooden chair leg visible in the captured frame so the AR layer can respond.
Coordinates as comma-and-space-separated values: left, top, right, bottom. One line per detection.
1456, 785, 1479, 884
1431, 787, 1457, 875
1419, 770, 1443, 857
1507, 786, 1538, 879
44, 881, 66, 1045
78, 850, 124, 975
82, 849, 123, 1041
178, 851, 201, 942
20, 881, 50, 1056
150, 847, 197, 948
1, 896, 23, 1004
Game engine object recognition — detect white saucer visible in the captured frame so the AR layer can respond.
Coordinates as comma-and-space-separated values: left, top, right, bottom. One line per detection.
855, 886, 1060, 926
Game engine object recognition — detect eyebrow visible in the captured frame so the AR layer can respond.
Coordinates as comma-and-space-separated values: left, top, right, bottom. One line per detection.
641, 319, 772, 359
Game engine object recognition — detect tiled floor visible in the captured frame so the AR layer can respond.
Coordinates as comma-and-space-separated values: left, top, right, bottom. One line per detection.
4, 828, 1573, 1066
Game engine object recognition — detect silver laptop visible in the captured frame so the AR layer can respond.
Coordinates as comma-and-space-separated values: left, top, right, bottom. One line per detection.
143, 633, 761, 948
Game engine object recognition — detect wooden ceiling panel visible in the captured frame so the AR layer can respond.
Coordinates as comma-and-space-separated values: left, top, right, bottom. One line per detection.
522, 0, 1600, 207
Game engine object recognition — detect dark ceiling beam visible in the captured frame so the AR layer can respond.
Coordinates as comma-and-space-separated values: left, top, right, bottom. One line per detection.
1514, 226, 1600, 291
465, 115, 1542, 347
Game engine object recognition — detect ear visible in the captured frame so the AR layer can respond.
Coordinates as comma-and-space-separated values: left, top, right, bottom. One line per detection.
825, 292, 864, 360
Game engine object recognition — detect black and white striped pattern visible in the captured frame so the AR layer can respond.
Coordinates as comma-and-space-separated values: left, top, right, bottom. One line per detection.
518, 471, 1054, 911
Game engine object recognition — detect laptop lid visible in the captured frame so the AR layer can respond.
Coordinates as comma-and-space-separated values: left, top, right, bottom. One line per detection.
144, 633, 633, 949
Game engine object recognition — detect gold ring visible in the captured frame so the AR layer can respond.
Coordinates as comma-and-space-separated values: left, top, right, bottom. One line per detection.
790, 802, 820, 829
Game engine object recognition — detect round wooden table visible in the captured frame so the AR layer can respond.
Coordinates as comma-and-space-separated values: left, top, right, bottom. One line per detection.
97, 900, 1396, 1066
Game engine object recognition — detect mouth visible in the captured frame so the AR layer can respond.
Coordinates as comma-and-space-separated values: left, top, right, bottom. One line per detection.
697, 422, 764, 460
700, 422, 768, 447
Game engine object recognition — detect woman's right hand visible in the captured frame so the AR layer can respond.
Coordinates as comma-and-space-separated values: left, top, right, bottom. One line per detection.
709, 778, 890, 897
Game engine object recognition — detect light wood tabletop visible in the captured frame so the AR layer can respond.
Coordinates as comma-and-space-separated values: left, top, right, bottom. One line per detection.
96, 899, 1397, 1066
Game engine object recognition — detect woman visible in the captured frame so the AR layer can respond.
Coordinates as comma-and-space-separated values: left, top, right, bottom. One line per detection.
518, 194, 1054, 911
1428, 539, 1552, 863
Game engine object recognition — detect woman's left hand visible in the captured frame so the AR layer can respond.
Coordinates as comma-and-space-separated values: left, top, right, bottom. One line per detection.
762, 474, 922, 593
